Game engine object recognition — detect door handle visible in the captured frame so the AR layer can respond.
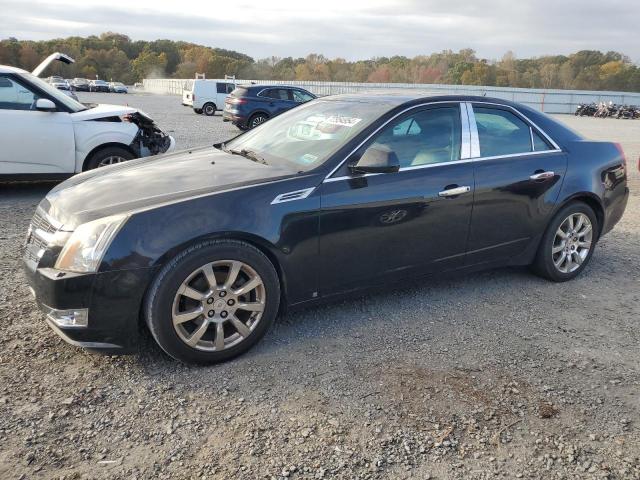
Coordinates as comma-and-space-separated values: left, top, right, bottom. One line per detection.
438, 186, 471, 197
530, 171, 555, 181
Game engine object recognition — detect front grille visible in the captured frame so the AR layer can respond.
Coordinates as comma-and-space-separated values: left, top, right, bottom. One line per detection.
30, 211, 57, 235
24, 211, 59, 265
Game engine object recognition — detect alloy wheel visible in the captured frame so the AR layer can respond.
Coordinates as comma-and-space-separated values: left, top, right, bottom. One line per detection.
98, 155, 127, 167
552, 213, 593, 273
171, 260, 266, 351
251, 115, 266, 128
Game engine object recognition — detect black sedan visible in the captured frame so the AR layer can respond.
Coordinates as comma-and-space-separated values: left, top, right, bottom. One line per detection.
89, 80, 110, 92
24, 95, 629, 364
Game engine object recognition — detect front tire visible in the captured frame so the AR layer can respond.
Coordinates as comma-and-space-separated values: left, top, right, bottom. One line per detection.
203, 103, 216, 116
144, 240, 281, 364
84, 146, 134, 170
193, 108, 203, 114
531, 202, 598, 282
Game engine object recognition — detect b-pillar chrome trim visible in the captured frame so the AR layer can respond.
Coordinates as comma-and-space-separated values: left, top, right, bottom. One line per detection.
459, 103, 472, 160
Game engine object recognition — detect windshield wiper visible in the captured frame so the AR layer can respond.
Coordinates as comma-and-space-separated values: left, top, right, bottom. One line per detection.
228, 148, 268, 165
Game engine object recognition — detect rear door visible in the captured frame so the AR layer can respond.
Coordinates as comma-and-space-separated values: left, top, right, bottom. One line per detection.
0, 74, 74, 175
465, 103, 567, 265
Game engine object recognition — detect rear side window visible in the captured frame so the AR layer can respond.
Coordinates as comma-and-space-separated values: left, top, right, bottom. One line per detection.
474, 107, 533, 157
230, 87, 248, 97
532, 130, 552, 151
262, 89, 291, 100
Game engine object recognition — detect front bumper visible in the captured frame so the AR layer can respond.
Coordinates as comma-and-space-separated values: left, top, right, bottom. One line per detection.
24, 262, 156, 354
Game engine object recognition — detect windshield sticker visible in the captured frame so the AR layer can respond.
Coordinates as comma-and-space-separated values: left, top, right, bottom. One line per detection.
299, 153, 318, 165
323, 116, 362, 127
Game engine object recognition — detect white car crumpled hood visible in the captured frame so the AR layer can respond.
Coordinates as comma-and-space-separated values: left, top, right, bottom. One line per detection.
70, 104, 141, 122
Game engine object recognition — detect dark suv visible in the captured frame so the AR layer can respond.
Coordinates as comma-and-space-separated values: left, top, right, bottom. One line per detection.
223, 85, 316, 129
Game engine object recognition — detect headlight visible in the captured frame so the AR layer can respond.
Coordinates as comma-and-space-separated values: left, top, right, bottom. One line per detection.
55, 214, 128, 273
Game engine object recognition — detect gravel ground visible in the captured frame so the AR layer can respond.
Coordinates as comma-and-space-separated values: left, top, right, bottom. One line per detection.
0, 92, 639, 480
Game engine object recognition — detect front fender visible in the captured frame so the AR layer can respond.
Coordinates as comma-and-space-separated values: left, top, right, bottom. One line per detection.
100, 178, 322, 305
73, 121, 138, 171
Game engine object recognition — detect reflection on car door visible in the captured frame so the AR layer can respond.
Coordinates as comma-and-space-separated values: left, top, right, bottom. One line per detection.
262, 88, 295, 115
319, 103, 475, 295
0, 74, 74, 175
465, 103, 567, 265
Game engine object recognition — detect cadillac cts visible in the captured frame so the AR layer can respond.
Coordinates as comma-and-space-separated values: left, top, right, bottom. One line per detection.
24, 94, 629, 364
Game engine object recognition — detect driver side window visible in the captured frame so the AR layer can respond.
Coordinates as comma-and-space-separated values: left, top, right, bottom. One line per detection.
366, 106, 462, 168
0, 76, 39, 111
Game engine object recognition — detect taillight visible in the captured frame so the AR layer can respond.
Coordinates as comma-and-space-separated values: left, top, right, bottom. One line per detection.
230, 97, 247, 105
192, 94, 195, 102
614, 143, 627, 170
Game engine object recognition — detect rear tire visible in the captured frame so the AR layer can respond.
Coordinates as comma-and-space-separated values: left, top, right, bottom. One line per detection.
144, 240, 280, 364
193, 108, 203, 114
248, 113, 268, 129
203, 103, 216, 116
531, 202, 598, 282
84, 146, 134, 170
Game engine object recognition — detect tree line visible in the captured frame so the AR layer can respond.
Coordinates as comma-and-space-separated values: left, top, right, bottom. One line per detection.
1, 32, 639, 92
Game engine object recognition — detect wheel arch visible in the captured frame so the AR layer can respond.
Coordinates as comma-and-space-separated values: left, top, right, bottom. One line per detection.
82, 142, 137, 171
151, 231, 289, 311
554, 192, 605, 239
249, 110, 270, 120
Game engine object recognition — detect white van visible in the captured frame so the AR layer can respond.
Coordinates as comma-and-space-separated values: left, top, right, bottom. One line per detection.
183, 80, 236, 116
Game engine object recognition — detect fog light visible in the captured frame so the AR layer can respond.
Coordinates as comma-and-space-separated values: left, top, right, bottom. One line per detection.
46, 307, 88, 328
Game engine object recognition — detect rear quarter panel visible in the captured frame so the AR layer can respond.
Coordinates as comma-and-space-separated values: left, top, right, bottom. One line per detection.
558, 140, 628, 236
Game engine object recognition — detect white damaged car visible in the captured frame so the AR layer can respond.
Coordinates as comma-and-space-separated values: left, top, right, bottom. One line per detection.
0, 65, 175, 179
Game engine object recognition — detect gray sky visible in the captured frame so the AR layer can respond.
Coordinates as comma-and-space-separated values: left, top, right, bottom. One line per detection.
2, 0, 639, 62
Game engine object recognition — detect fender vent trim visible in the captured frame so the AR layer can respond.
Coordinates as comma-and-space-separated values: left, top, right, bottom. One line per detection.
270, 187, 315, 204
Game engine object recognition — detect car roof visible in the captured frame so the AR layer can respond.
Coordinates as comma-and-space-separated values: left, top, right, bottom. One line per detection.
319, 92, 521, 108
239, 84, 310, 91
0, 65, 29, 74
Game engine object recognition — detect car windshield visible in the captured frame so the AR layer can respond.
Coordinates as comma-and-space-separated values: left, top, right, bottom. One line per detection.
223, 99, 393, 172
18, 72, 86, 112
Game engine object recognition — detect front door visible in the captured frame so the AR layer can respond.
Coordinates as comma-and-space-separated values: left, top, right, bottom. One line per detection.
0, 74, 74, 175
319, 104, 475, 295
465, 104, 568, 265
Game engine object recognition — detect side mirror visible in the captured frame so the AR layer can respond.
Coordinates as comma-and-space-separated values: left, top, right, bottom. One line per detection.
35, 98, 56, 111
349, 145, 400, 174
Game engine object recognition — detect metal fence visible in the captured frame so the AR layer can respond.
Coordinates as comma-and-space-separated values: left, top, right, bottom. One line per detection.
143, 78, 640, 114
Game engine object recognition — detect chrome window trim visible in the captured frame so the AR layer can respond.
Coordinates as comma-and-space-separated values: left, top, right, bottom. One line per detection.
460, 102, 472, 159
466, 102, 480, 157
323, 150, 563, 183
530, 127, 535, 151
322, 100, 563, 184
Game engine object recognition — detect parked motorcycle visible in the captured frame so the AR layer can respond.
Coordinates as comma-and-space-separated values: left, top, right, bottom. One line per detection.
575, 102, 639, 119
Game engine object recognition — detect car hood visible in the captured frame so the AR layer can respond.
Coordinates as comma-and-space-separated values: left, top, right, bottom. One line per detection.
70, 104, 139, 121
41, 147, 299, 229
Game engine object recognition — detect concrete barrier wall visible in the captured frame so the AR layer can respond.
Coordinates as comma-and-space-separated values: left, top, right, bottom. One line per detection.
143, 78, 640, 114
